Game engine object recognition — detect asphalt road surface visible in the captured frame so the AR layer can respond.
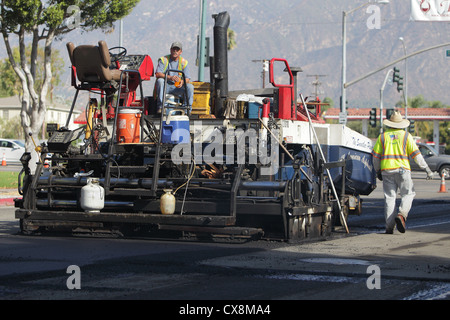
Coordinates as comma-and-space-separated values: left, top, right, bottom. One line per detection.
0, 172, 449, 309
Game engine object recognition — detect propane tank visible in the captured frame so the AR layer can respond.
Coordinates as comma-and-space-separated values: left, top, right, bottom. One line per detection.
160, 189, 176, 215
80, 178, 104, 213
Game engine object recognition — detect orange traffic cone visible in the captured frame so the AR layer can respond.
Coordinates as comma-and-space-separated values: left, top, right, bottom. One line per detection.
439, 173, 447, 193
1, 153, 6, 166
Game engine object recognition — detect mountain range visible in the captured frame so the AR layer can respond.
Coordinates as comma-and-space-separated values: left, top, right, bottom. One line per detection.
3, 0, 450, 109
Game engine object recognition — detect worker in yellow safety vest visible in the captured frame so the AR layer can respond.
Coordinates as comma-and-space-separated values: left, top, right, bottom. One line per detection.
154, 41, 194, 113
372, 111, 433, 234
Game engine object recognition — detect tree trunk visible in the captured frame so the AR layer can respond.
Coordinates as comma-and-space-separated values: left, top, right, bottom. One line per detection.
1, 26, 54, 173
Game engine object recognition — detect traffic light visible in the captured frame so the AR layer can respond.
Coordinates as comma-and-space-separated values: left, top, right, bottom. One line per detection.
392, 67, 400, 82
409, 120, 415, 134
369, 107, 377, 128
392, 67, 403, 93
396, 76, 404, 92
339, 96, 348, 109
386, 108, 395, 121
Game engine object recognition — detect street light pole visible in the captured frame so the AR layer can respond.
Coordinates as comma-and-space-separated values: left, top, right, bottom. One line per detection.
380, 69, 394, 134
341, 1, 389, 125
345, 41, 450, 88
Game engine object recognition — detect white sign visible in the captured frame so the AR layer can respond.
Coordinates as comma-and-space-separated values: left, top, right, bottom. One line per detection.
410, 0, 450, 21
339, 112, 347, 125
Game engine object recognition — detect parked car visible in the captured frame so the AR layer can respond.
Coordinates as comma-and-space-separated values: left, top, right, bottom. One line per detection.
410, 143, 450, 179
0, 139, 25, 165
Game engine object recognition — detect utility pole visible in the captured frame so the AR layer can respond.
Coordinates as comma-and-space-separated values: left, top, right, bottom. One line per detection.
341, 1, 389, 125
252, 59, 269, 88
307, 75, 327, 97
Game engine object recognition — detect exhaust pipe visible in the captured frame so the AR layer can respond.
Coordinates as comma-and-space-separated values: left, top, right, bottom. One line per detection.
212, 11, 230, 118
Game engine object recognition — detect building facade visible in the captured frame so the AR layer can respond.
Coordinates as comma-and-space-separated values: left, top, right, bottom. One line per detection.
0, 96, 81, 138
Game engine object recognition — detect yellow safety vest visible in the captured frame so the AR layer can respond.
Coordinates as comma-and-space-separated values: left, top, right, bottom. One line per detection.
159, 55, 188, 74
372, 129, 420, 171
154, 56, 189, 99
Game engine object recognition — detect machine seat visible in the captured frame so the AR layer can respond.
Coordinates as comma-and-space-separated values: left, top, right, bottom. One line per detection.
67, 40, 122, 84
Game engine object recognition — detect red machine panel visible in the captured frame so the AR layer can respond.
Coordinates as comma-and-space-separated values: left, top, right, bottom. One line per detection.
269, 58, 294, 120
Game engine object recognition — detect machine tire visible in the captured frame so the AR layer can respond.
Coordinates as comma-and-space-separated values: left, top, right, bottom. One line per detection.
332, 201, 348, 227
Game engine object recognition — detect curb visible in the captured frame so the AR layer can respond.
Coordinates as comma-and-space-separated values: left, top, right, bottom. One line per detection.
0, 197, 20, 206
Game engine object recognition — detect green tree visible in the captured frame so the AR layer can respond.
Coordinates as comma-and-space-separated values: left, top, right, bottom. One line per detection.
0, 116, 23, 139
396, 94, 448, 110
409, 95, 427, 109
396, 95, 449, 152
0, 0, 139, 171
320, 97, 333, 115
0, 56, 18, 97
0, 45, 64, 101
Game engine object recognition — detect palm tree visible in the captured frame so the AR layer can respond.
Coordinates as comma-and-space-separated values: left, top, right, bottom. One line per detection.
227, 28, 237, 50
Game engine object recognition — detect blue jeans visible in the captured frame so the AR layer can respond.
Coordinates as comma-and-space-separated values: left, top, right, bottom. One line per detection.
155, 78, 194, 111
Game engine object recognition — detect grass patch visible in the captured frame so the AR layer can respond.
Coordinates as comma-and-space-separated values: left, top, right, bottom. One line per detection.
0, 171, 19, 189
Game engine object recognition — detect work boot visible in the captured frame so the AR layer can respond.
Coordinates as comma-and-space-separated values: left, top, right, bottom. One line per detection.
395, 215, 406, 233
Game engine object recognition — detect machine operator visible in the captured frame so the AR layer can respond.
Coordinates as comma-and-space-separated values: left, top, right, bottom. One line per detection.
155, 41, 194, 114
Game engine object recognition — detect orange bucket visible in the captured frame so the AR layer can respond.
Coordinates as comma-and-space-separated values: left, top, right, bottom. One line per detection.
117, 108, 141, 143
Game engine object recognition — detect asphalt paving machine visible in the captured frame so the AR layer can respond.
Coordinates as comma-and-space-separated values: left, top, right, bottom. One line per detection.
15, 12, 376, 241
